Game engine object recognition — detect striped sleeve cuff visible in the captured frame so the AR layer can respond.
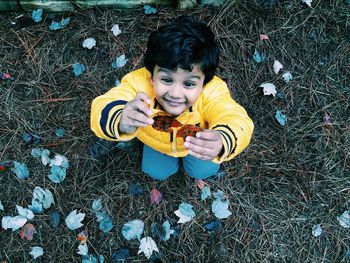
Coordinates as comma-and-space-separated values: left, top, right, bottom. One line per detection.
212, 124, 237, 163
99, 100, 137, 141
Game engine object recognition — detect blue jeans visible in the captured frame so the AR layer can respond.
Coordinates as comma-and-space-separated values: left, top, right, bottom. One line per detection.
142, 144, 220, 180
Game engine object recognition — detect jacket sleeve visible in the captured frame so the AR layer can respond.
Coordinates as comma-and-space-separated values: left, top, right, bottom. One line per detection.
90, 72, 139, 141
202, 80, 254, 163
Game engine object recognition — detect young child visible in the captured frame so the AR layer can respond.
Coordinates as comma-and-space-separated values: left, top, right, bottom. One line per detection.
90, 15, 254, 180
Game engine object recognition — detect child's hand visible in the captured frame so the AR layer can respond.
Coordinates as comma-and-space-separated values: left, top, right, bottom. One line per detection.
119, 92, 154, 134
184, 130, 223, 161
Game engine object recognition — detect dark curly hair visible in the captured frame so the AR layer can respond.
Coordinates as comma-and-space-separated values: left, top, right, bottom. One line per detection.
144, 15, 219, 85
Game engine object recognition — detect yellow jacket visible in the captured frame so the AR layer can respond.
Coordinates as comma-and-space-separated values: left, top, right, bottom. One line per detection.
91, 67, 254, 163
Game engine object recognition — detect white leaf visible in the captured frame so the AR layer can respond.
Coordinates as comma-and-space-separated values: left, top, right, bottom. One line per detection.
77, 243, 88, 256
83, 38, 96, 49
0, 201, 4, 211
2, 215, 27, 231
312, 224, 322, 237
16, 205, 35, 220
29, 246, 44, 259
65, 210, 85, 230
49, 154, 69, 168
122, 219, 144, 240
111, 24, 121, 36
301, 0, 312, 7
92, 199, 103, 212
211, 199, 232, 219
337, 211, 350, 228
138, 237, 159, 259
282, 71, 293, 82
273, 60, 283, 74
174, 209, 192, 224
260, 83, 277, 97
41, 149, 50, 166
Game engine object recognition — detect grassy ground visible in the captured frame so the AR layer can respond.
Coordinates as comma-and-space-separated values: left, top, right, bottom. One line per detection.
0, 0, 349, 262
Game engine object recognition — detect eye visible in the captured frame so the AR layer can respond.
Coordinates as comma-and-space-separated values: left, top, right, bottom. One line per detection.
161, 78, 172, 84
184, 81, 196, 88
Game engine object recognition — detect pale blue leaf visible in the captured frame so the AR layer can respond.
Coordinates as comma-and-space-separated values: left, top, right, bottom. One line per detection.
29, 246, 44, 259
128, 183, 143, 196
312, 224, 322, 237
201, 186, 211, 201
65, 210, 85, 230
32, 9, 43, 23
111, 54, 128, 68
253, 49, 266, 63
48, 165, 66, 183
92, 199, 103, 212
16, 205, 35, 220
212, 199, 232, 219
99, 215, 113, 233
282, 71, 293, 82
77, 243, 88, 256
49, 17, 70, 31
12, 161, 29, 180
95, 211, 108, 222
82, 255, 97, 263
275, 110, 287, 126
49, 154, 69, 169
55, 127, 65, 137
337, 210, 350, 228
122, 219, 144, 240
1, 215, 27, 231
0, 201, 4, 211
213, 190, 225, 200
179, 202, 195, 218
31, 148, 42, 158
28, 200, 44, 214
112, 248, 130, 261
72, 63, 86, 77
115, 79, 121, 87
99, 255, 105, 263
41, 149, 50, 166
143, 5, 157, 14
42, 189, 55, 209
22, 132, 32, 143
161, 220, 174, 241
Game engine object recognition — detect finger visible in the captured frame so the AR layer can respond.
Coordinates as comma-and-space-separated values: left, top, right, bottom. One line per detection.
131, 99, 153, 117
136, 92, 151, 105
127, 111, 154, 126
184, 140, 216, 156
185, 136, 214, 150
195, 129, 221, 141
187, 149, 213, 161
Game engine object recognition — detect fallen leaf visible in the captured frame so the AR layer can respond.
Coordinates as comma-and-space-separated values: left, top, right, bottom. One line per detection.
49, 154, 69, 169
301, 0, 312, 7
174, 202, 195, 224
151, 220, 175, 241
20, 223, 37, 240
282, 71, 293, 82
72, 63, 86, 77
260, 83, 277, 97
112, 54, 128, 68
253, 49, 266, 63
16, 205, 34, 220
48, 165, 66, 183
212, 199, 232, 219
41, 149, 50, 166
77, 243, 88, 256
201, 186, 211, 201
275, 110, 287, 126
81, 255, 97, 263
55, 128, 65, 137
99, 215, 113, 233
50, 211, 61, 228
29, 246, 43, 259
138, 237, 159, 259
273, 60, 283, 74
143, 5, 157, 15
0, 201, 4, 211
323, 113, 333, 128
196, 179, 205, 189
49, 18, 70, 31
65, 210, 85, 230
111, 24, 121, 36
12, 161, 29, 180
31, 148, 42, 158
82, 38, 96, 49
92, 199, 103, 212
260, 34, 269, 40
77, 230, 88, 244
337, 211, 350, 228
32, 9, 43, 23
2, 215, 27, 231
312, 224, 322, 237
204, 220, 223, 232
128, 183, 144, 196
122, 220, 144, 240
150, 188, 163, 205
112, 248, 130, 261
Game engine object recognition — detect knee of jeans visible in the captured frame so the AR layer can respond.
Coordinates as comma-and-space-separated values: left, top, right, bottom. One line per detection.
185, 165, 220, 179
142, 166, 178, 181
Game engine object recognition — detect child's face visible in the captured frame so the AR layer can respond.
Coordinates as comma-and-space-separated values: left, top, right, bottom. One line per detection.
151, 65, 205, 116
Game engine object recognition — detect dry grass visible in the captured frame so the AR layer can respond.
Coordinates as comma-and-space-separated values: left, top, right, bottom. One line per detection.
0, 0, 349, 262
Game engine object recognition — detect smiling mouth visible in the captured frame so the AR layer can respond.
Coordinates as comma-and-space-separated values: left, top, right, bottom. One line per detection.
163, 98, 185, 106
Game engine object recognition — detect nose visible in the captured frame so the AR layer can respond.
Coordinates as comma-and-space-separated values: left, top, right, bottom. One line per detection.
168, 84, 182, 99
